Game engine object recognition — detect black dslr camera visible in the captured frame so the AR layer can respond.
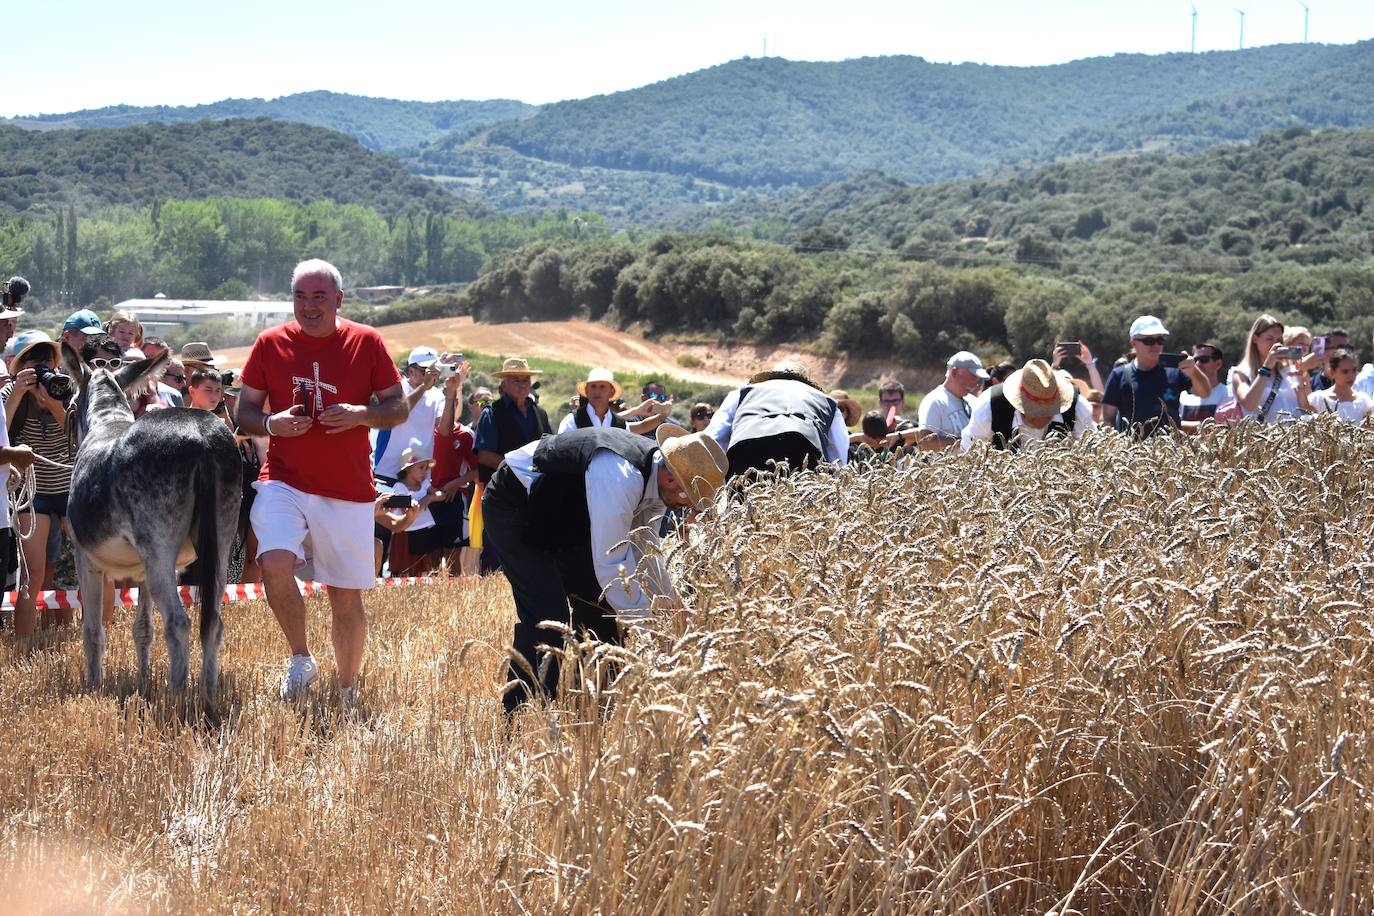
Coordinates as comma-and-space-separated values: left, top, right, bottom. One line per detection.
2, 276, 29, 310
34, 366, 74, 402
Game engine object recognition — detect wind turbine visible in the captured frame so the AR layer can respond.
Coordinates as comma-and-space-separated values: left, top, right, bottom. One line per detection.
1190, 3, 1199, 52
1235, 7, 1246, 48
1297, 0, 1309, 42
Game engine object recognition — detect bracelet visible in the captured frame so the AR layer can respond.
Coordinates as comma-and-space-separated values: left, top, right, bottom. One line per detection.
1257, 367, 1273, 378
264, 415, 274, 436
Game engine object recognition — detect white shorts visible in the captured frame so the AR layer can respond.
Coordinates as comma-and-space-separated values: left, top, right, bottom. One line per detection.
251, 480, 377, 590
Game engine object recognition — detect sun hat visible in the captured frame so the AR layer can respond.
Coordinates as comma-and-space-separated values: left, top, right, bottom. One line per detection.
407, 345, 439, 367
62, 309, 104, 335
1003, 359, 1075, 418
179, 341, 225, 367
947, 350, 991, 380
1129, 315, 1170, 339
656, 425, 729, 511
576, 367, 623, 400
748, 360, 823, 391
492, 357, 543, 379
829, 389, 862, 427
7, 330, 59, 377
397, 445, 436, 475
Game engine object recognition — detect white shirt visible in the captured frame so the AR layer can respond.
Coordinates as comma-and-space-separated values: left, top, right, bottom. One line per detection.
557, 404, 617, 434
1179, 379, 1233, 411
371, 380, 445, 478
961, 394, 1097, 451
706, 385, 850, 465
917, 384, 974, 440
1230, 368, 1303, 423
391, 480, 435, 531
1355, 363, 1374, 400
1309, 389, 1373, 424
502, 441, 676, 620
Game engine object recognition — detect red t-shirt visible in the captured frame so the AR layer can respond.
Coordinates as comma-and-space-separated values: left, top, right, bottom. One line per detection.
241, 319, 402, 502
433, 423, 476, 498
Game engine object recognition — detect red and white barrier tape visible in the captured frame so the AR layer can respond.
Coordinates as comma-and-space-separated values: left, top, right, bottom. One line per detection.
0, 576, 439, 612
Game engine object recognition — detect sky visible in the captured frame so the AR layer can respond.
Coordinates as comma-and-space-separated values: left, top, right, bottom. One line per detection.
5, 0, 1371, 116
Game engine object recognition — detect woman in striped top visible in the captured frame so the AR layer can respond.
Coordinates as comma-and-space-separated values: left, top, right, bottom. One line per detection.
2, 332, 74, 637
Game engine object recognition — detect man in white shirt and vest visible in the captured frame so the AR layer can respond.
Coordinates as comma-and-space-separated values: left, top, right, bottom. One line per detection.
483, 425, 728, 714
962, 359, 1097, 451
706, 361, 849, 478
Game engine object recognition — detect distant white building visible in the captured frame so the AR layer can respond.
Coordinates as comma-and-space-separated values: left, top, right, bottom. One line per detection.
112, 298, 295, 334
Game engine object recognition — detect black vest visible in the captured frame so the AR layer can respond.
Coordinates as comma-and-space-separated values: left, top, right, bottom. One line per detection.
526, 428, 658, 549
574, 401, 627, 430
987, 383, 1078, 451
731, 379, 837, 455
482, 395, 552, 482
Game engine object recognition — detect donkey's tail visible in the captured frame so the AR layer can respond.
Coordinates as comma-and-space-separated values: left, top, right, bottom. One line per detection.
193, 459, 222, 644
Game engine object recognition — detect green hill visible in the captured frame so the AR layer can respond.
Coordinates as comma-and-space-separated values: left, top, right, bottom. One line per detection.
713, 126, 1374, 277
0, 118, 477, 218
5, 90, 536, 152
407, 41, 1374, 219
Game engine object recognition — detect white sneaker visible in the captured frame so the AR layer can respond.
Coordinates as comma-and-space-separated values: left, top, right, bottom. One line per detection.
280, 655, 318, 700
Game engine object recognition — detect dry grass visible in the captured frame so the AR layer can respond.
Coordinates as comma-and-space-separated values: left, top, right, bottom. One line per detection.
4, 419, 1374, 913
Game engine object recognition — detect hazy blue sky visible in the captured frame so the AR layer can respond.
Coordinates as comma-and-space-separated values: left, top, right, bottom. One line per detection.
6, 0, 1370, 116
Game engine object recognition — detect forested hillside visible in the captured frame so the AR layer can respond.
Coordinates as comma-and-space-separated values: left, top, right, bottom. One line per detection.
5, 91, 536, 152
461, 128, 1374, 372
473, 42, 1374, 190
720, 127, 1374, 276
0, 119, 473, 219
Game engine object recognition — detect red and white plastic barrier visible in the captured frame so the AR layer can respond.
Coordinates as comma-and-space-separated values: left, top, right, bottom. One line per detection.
0, 576, 440, 612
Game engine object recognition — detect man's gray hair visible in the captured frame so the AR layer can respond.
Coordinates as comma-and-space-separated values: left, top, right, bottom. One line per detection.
291, 258, 343, 292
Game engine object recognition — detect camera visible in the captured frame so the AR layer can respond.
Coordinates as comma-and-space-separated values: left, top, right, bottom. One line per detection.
383, 493, 414, 510
220, 369, 236, 389
34, 366, 74, 402
435, 355, 464, 379
2, 276, 30, 310
1056, 341, 1082, 358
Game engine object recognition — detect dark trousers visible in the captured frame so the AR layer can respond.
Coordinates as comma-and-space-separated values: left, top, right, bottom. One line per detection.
483, 465, 621, 714
726, 431, 822, 480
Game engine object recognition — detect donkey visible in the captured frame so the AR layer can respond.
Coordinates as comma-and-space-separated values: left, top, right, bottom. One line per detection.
61, 344, 242, 712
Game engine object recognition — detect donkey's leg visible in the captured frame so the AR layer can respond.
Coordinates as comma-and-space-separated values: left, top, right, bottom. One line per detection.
146, 567, 191, 693
74, 548, 106, 690
133, 583, 156, 688
200, 512, 237, 709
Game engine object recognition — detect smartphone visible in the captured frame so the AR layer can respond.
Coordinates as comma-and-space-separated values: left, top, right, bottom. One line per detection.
297, 380, 312, 417
1273, 346, 1303, 361
1056, 341, 1082, 357
1159, 353, 1185, 369
1312, 336, 1326, 359
383, 494, 414, 510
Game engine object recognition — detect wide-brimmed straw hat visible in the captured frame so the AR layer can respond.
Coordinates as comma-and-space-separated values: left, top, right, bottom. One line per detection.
748, 360, 823, 391
397, 445, 436, 475
576, 367, 623, 400
829, 389, 861, 427
492, 357, 543, 379
656, 425, 728, 511
7, 330, 59, 377
1003, 359, 1075, 418
180, 341, 225, 367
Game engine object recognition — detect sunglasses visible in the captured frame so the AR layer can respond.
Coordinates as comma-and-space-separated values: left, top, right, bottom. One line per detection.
1193, 354, 1218, 364
692, 411, 714, 420
1134, 336, 1167, 347
646, 392, 669, 402
879, 395, 904, 405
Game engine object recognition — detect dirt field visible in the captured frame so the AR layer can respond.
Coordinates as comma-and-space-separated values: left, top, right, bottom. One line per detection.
217, 316, 943, 392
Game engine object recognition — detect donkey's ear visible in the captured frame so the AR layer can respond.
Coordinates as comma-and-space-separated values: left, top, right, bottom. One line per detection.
60, 341, 90, 387
114, 349, 169, 394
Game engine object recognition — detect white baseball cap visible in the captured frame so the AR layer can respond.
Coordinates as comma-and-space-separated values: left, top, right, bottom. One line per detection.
947, 350, 990, 380
407, 346, 439, 367
1129, 315, 1169, 338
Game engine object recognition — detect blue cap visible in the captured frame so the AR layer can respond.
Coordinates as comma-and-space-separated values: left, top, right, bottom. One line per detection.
63, 309, 104, 335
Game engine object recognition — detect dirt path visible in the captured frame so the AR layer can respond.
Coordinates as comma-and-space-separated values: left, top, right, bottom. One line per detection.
217, 316, 938, 392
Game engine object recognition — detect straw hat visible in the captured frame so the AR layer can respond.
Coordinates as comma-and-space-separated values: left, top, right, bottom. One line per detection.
1003, 359, 1075, 418
491, 357, 543, 379
180, 341, 225, 367
576, 367, 623, 400
748, 360, 823, 391
656, 425, 728, 510
7, 330, 58, 377
829, 389, 861, 427
397, 445, 436, 475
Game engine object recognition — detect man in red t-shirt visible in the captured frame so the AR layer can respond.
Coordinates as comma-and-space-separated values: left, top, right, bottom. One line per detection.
237, 258, 406, 704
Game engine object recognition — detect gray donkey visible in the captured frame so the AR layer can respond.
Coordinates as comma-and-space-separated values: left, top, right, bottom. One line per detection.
61, 344, 242, 712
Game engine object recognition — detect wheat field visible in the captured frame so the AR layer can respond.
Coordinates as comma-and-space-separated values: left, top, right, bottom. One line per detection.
3, 420, 1374, 913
